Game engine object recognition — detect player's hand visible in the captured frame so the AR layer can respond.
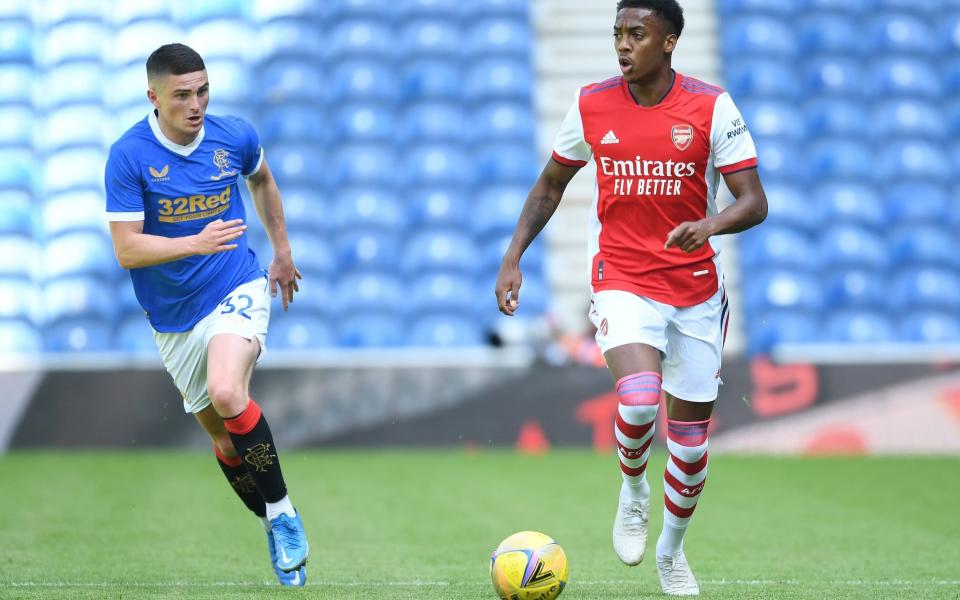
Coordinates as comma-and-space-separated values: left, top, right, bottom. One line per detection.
664, 219, 713, 253
269, 250, 302, 311
495, 259, 522, 316
192, 219, 246, 255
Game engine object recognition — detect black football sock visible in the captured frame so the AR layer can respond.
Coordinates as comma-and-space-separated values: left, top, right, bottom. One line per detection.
223, 399, 289, 504
214, 444, 266, 518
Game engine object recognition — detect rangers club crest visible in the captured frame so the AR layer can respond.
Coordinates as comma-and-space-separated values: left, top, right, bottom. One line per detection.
671, 124, 694, 151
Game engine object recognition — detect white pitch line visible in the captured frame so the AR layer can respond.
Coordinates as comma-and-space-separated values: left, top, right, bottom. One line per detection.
3, 580, 960, 587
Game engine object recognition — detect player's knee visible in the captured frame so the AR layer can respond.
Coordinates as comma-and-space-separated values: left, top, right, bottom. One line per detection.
207, 381, 247, 416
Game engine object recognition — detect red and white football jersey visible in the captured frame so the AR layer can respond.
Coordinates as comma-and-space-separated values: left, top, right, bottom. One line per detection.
551, 72, 758, 307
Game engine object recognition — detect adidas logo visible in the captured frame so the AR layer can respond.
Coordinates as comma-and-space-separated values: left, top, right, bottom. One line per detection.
600, 130, 620, 144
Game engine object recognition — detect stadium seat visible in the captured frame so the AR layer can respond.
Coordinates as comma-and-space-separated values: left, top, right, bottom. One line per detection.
179, 0, 248, 24
331, 187, 406, 230
473, 186, 526, 238
796, 14, 864, 54
472, 102, 536, 144
396, 0, 461, 20
872, 99, 944, 140
335, 229, 401, 271
0, 191, 33, 238
326, 0, 396, 22
44, 62, 105, 108
111, 0, 172, 26
466, 18, 531, 57
724, 59, 801, 100
462, 0, 529, 19
397, 102, 467, 143
753, 138, 803, 183
823, 269, 887, 310
866, 57, 942, 98
406, 187, 471, 229
763, 183, 819, 231
940, 12, 960, 53
42, 104, 107, 152
889, 225, 958, 270
802, 0, 878, 12
0, 105, 32, 149
474, 143, 538, 184
746, 310, 819, 355
813, 182, 886, 229
824, 310, 895, 343
328, 60, 400, 103
400, 19, 461, 58
328, 20, 392, 59
742, 270, 825, 313
0, 2, 32, 20
817, 224, 889, 271
269, 312, 336, 349
716, 0, 800, 15
268, 142, 326, 187
41, 20, 108, 67
883, 181, 949, 225
408, 272, 476, 314
0, 320, 42, 354
722, 16, 798, 58
259, 19, 325, 61
804, 98, 869, 137
878, 140, 947, 182
0, 148, 34, 191
803, 56, 862, 97
865, 13, 937, 56
42, 190, 109, 237
402, 59, 463, 101
332, 104, 396, 142
888, 267, 960, 312
44, 276, 114, 323
0, 20, 33, 63
738, 100, 805, 140
259, 59, 326, 106
807, 139, 872, 180
401, 228, 477, 274
898, 312, 960, 343
112, 20, 184, 67
0, 278, 41, 324
260, 104, 328, 144
464, 58, 533, 102
42, 147, 109, 194
481, 234, 545, 275
114, 312, 156, 352
739, 226, 818, 271
329, 143, 395, 186
0, 65, 33, 105
407, 314, 485, 347
274, 186, 330, 234
337, 312, 404, 347
44, 232, 120, 281
285, 232, 336, 277
252, 0, 327, 23
0, 237, 38, 280
202, 58, 255, 104
403, 144, 473, 187
44, 316, 114, 352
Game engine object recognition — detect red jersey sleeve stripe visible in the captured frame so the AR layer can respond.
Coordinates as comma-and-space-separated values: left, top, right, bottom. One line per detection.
718, 157, 758, 174
552, 151, 588, 167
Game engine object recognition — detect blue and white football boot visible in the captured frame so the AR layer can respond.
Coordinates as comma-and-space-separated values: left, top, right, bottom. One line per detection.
270, 510, 309, 572
266, 528, 306, 586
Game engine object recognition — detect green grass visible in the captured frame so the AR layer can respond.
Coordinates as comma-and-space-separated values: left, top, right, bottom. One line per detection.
0, 450, 957, 599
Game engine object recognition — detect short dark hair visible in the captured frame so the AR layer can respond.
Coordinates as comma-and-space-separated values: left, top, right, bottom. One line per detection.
146, 43, 206, 80
616, 0, 685, 37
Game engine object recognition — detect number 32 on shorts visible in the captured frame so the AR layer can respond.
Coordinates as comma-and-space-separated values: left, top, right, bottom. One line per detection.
220, 294, 253, 319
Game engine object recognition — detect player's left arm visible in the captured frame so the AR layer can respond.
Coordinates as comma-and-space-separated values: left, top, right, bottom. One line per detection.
246, 157, 302, 310
664, 168, 767, 253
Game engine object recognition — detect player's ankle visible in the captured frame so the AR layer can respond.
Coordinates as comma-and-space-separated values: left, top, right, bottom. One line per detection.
620, 479, 650, 503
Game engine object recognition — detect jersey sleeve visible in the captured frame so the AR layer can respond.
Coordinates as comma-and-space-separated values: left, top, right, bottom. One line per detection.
104, 145, 145, 222
710, 92, 758, 175
551, 88, 592, 167
239, 118, 264, 177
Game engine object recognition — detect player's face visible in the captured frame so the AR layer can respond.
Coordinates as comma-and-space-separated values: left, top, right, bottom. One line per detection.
613, 8, 677, 84
147, 70, 210, 144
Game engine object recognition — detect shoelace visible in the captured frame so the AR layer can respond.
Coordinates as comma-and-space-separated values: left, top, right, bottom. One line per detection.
620, 504, 648, 533
274, 516, 304, 551
661, 554, 694, 588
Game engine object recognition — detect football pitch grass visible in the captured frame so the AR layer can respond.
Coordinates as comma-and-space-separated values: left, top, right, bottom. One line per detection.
1, 451, 957, 599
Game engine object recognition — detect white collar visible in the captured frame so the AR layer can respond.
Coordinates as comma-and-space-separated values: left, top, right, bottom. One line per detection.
148, 110, 205, 157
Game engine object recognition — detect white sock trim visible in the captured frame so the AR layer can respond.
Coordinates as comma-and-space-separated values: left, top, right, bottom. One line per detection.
266, 495, 296, 521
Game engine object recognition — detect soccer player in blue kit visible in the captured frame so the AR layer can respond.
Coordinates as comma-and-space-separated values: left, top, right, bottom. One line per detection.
104, 44, 309, 586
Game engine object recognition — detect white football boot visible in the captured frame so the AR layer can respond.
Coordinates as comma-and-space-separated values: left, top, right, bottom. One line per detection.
656, 551, 700, 596
612, 498, 649, 565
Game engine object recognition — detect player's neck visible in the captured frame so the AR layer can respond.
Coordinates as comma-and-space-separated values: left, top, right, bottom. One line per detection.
626, 67, 675, 108
155, 111, 200, 146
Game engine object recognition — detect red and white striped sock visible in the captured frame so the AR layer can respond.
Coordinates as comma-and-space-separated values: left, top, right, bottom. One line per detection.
657, 419, 709, 557
614, 372, 661, 503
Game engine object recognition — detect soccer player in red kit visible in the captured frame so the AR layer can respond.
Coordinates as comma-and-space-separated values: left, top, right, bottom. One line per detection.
495, 1, 767, 595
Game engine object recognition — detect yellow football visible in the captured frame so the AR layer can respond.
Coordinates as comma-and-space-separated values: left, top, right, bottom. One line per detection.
489, 531, 568, 600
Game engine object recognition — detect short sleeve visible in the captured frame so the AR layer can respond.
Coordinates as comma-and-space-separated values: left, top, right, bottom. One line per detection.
105, 145, 145, 221
710, 92, 758, 175
551, 88, 592, 167
239, 119, 264, 177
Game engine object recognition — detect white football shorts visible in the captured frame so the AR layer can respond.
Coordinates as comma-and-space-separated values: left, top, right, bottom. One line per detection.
588, 287, 729, 402
154, 276, 271, 414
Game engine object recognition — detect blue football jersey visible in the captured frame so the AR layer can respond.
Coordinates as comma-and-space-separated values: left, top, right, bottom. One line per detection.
105, 110, 265, 333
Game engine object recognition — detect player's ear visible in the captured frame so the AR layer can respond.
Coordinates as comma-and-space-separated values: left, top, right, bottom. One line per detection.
663, 33, 677, 54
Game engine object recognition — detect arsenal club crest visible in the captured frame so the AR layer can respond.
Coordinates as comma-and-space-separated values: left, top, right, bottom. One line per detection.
671, 124, 694, 151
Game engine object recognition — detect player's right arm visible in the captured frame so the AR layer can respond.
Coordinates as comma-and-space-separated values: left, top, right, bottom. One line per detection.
109, 218, 247, 269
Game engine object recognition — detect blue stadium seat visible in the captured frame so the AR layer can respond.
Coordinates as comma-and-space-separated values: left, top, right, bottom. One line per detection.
329, 143, 395, 186
0, 65, 32, 105
328, 60, 400, 102
872, 99, 944, 140
722, 16, 798, 57
473, 186, 525, 238
802, 0, 877, 12
260, 104, 327, 144
274, 186, 330, 234
475, 143, 538, 184
42, 147, 107, 194
337, 312, 404, 347
260, 19, 325, 61
400, 19, 461, 58
940, 12, 960, 53
0, 278, 41, 324
472, 102, 535, 144
179, 0, 248, 24
41, 20, 107, 67
335, 229, 401, 271
403, 144, 473, 186
824, 310, 895, 343
817, 224, 889, 271
739, 226, 818, 271
824, 269, 887, 310
269, 142, 326, 187
724, 59, 801, 100
331, 187, 406, 230
0, 106, 32, 149
813, 182, 886, 229
0, 3, 32, 19
113, 21, 184, 67
110, 63, 154, 111
464, 58, 533, 102
269, 312, 336, 349
0, 237, 37, 280
114, 312, 156, 352
408, 272, 476, 314
746, 310, 819, 355
807, 139, 872, 180
739, 100, 805, 140
328, 20, 392, 59
45, 316, 113, 352
481, 234, 544, 275
461, 0, 528, 19
742, 270, 825, 313
466, 18, 531, 57
0, 148, 34, 191
866, 13, 937, 56
497, 270, 548, 316
396, 0, 461, 19
878, 140, 947, 182
867, 57, 942, 98
0, 319, 42, 353
401, 228, 477, 274
203, 58, 255, 103
804, 98, 869, 137
407, 187, 471, 229
335, 273, 406, 311
888, 267, 960, 312
327, 0, 396, 22
252, 0, 327, 23
45, 276, 114, 323
877, 0, 944, 11
716, 0, 800, 14
111, 0, 172, 26
402, 59, 462, 101
398, 102, 467, 143
407, 314, 485, 347
45, 62, 104, 108
0, 191, 33, 237
884, 181, 948, 225
42, 190, 109, 238
946, 99, 960, 137
898, 312, 960, 343
803, 56, 862, 97
753, 139, 803, 182
763, 183, 819, 231
259, 59, 326, 105
889, 225, 958, 270
44, 232, 119, 280
42, 104, 106, 152
332, 104, 396, 141
0, 20, 33, 63
796, 14, 863, 53
285, 232, 336, 277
